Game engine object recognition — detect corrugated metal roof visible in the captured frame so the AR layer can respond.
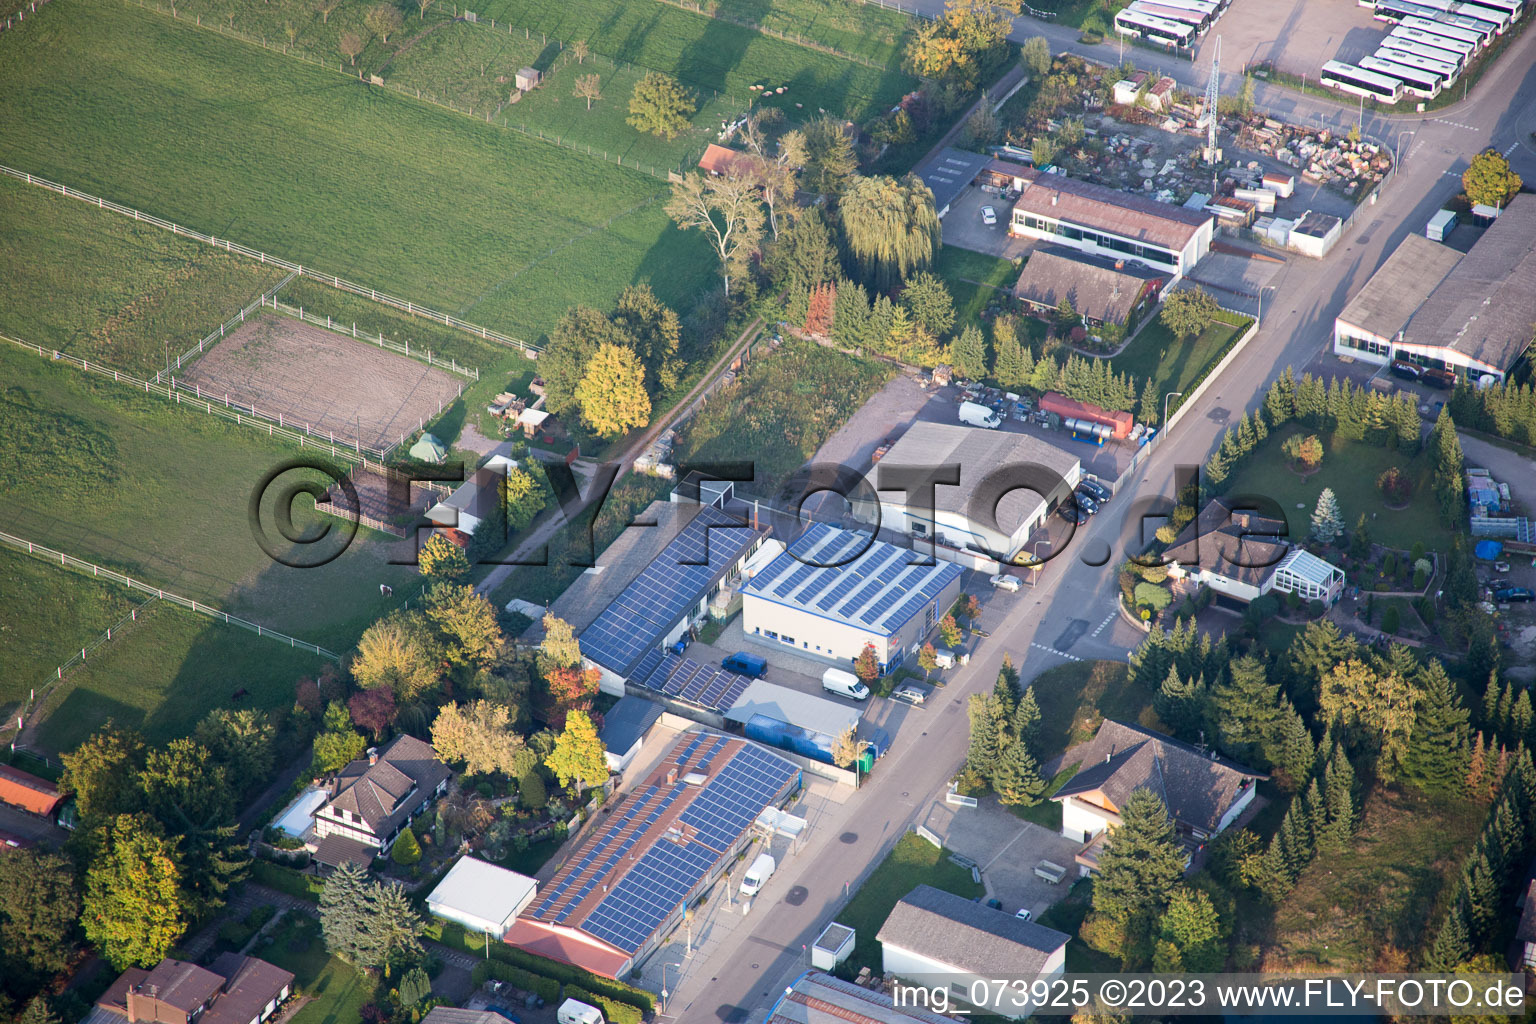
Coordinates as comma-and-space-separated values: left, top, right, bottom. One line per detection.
1336, 234, 1464, 343
1012, 246, 1163, 325
876, 884, 1069, 976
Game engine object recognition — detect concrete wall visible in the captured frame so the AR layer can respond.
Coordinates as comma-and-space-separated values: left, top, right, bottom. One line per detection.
766, 746, 859, 787
1215, 783, 1257, 834
742, 594, 893, 667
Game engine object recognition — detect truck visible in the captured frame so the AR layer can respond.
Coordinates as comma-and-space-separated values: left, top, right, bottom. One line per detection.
721, 652, 768, 678
958, 401, 1002, 429
557, 999, 604, 1024
739, 852, 776, 896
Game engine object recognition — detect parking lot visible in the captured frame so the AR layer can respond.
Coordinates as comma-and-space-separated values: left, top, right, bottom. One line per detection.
941, 186, 1037, 261
1208, 0, 1393, 80
919, 795, 1084, 919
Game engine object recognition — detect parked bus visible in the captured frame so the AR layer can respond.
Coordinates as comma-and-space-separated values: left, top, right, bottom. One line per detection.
1130, 2, 1214, 30
1402, 14, 1486, 47
1392, 22, 1477, 55
1359, 53, 1445, 96
1112, 8, 1198, 46
1374, 0, 1506, 30
1319, 58, 1406, 102
1385, 31, 1467, 69
1376, 44, 1459, 81
1456, 0, 1522, 22
1137, 0, 1220, 17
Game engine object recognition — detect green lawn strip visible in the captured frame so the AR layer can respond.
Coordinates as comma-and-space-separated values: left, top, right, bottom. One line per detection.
0, 0, 708, 342
933, 244, 1026, 328
0, 547, 139, 707
0, 344, 426, 648
712, 0, 916, 66
1223, 428, 1449, 553
1034, 878, 1120, 971
1108, 312, 1248, 410
0, 176, 287, 376
32, 600, 327, 753
471, 0, 916, 123
1267, 787, 1484, 969
675, 338, 894, 494
1004, 765, 1077, 830
839, 831, 986, 973
257, 915, 378, 1024
1027, 660, 1159, 763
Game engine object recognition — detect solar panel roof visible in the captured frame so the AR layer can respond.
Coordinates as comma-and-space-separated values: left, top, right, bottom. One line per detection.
743, 524, 963, 635
580, 506, 766, 677
526, 734, 798, 956
634, 653, 754, 713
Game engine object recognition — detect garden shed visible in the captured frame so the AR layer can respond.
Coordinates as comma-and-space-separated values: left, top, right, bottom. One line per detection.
516, 67, 542, 92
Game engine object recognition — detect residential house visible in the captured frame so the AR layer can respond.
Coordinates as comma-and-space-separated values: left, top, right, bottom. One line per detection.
1012, 245, 1165, 329
1162, 498, 1344, 607
877, 884, 1070, 1019
88, 955, 292, 1024
312, 734, 451, 860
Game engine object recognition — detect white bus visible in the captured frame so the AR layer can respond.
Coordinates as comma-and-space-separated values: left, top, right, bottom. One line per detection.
1392, 22, 1477, 55
1448, 0, 1511, 29
1385, 31, 1467, 69
1402, 14, 1486, 47
1319, 59, 1406, 102
1360, 53, 1445, 96
1112, 8, 1198, 46
1457, 0, 1522, 22
1130, 1, 1214, 31
1375, 0, 1501, 37
1376, 44, 1460, 81
1137, 0, 1220, 16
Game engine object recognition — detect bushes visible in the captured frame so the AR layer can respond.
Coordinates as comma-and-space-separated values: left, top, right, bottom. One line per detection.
471, 961, 561, 1005
1382, 605, 1401, 635
566, 986, 644, 1024
249, 859, 325, 901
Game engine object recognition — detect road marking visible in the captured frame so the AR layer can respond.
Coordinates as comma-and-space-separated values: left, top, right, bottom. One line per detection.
1432, 118, 1477, 131
1506, 142, 1520, 157
1090, 611, 1117, 638
1443, 170, 1463, 178
1030, 641, 1082, 663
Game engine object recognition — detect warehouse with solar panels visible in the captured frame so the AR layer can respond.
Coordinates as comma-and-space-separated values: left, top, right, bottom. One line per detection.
741, 524, 964, 673
504, 732, 799, 978
577, 505, 770, 694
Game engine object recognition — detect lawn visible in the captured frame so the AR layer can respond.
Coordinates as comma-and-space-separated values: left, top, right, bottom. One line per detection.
0, 344, 431, 650
1026, 660, 1160, 763
932, 245, 1032, 332
32, 599, 328, 754
1222, 428, 1450, 552
0, 175, 288, 377
257, 914, 378, 1024
1109, 311, 1252, 416
837, 831, 985, 972
0, 547, 139, 709
1266, 787, 1485, 970
674, 338, 893, 495
0, 0, 714, 342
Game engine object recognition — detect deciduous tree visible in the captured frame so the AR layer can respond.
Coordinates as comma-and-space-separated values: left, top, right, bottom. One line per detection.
667, 171, 764, 297
839, 174, 940, 292
423, 583, 505, 670
1021, 35, 1051, 77
574, 73, 602, 110
194, 708, 277, 793
364, 5, 402, 43
339, 30, 366, 66
1462, 149, 1522, 210
61, 725, 146, 819
613, 284, 683, 394
419, 532, 470, 582
781, 116, 856, 197
627, 73, 696, 139
546, 710, 607, 790
348, 687, 397, 740
576, 342, 651, 437
83, 815, 186, 970
0, 849, 80, 987
431, 701, 531, 777
353, 613, 441, 699
1159, 287, 1219, 339
854, 643, 881, 683
831, 726, 862, 769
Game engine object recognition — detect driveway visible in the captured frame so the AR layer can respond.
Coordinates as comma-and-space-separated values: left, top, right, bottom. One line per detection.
941, 187, 1036, 260
919, 795, 1084, 919
0, 805, 67, 848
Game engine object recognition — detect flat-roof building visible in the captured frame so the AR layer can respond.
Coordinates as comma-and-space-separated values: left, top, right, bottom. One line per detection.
741, 524, 964, 673
872, 421, 1081, 561
505, 733, 797, 978
765, 971, 955, 1024
426, 857, 538, 936
1334, 195, 1536, 382
918, 148, 992, 219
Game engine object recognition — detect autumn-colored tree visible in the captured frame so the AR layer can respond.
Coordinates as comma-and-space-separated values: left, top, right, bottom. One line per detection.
60, 725, 146, 820
546, 710, 607, 790
576, 342, 651, 437
339, 29, 366, 66
83, 815, 187, 970
1318, 658, 1415, 781
353, 613, 441, 699
831, 726, 862, 769
348, 687, 397, 740
939, 613, 963, 649
543, 665, 602, 729
574, 73, 602, 111
666, 171, 765, 296
1282, 433, 1324, 470
918, 642, 939, 678
805, 282, 836, 336
1462, 149, 1522, 210
364, 4, 401, 42
431, 701, 531, 777
423, 583, 505, 670
419, 532, 470, 582
539, 614, 583, 672
854, 643, 880, 683
571, 38, 589, 62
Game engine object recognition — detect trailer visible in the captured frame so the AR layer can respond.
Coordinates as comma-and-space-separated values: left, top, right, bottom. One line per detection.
1038, 392, 1134, 438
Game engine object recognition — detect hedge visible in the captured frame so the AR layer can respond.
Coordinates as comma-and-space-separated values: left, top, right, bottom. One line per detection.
249, 860, 324, 902
439, 927, 654, 1014
471, 960, 561, 1005
566, 986, 644, 1024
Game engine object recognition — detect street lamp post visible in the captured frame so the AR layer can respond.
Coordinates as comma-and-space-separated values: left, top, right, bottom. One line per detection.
1395, 130, 1415, 168
1163, 390, 1185, 428
662, 962, 682, 1013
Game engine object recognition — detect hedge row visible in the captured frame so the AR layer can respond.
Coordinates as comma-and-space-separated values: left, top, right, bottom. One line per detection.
437, 922, 654, 1014
566, 986, 644, 1024
471, 960, 561, 1005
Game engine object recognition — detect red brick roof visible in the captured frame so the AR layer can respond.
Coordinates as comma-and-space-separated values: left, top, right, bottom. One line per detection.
0, 764, 63, 816
698, 144, 755, 176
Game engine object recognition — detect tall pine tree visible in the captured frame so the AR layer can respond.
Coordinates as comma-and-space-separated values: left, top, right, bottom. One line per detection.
1404, 660, 1470, 792
1091, 790, 1188, 922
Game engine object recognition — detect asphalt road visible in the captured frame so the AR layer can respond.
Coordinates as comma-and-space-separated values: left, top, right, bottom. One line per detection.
665, 24, 1536, 1024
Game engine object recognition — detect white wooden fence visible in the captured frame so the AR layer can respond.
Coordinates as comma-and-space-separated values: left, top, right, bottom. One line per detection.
260, 295, 480, 381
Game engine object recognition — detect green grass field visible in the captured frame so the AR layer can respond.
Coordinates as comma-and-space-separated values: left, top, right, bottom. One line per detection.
1026, 660, 1160, 762
0, 0, 714, 342
838, 832, 985, 972
0, 343, 430, 650
32, 599, 327, 753
1110, 312, 1251, 415
0, 176, 288, 376
1223, 428, 1447, 552
258, 915, 377, 1024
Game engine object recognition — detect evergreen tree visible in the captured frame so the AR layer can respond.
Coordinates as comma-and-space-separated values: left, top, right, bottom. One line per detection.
1320, 748, 1357, 852
1128, 622, 1175, 690
1159, 887, 1224, 972
1496, 680, 1514, 741
320, 862, 373, 965
965, 694, 1006, 779
1137, 376, 1160, 426
1405, 660, 1470, 792
397, 966, 432, 1008
1425, 899, 1472, 970
1482, 673, 1503, 734
830, 279, 872, 349
1265, 368, 1295, 426
1461, 850, 1499, 942
1091, 790, 1187, 922
1295, 374, 1327, 426
391, 828, 422, 866
1272, 703, 1316, 793
1466, 731, 1488, 797
1514, 689, 1533, 744
990, 318, 1030, 388
1429, 406, 1467, 528
1013, 686, 1042, 749
1303, 779, 1327, 846
1155, 666, 1206, 743
993, 738, 1047, 806
1210, 655, 1283, 765
1253, 837, 1294, 902
19, 998, 59, 1024
948, 324, 988, 380
1310, 488, 1344, 545
1289, 620, 1358, 695
1204, 448, 1231, 491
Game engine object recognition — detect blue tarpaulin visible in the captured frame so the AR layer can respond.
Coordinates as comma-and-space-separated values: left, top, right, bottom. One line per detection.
1475, 540, 1504, 560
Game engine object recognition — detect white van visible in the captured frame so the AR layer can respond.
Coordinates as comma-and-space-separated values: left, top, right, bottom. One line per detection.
557, 999, 604, 1024
739, 852, 776, 896
822, 667, 870, 700
958, 401, 1002, 429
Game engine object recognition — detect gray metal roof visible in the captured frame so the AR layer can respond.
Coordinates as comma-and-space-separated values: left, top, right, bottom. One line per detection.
1290, 210, 1341, 239
874, 421, 1080, 530
767, 972, 955, 1024
1402, 193, 1536, 373
723, 679, 863, 737
876, 884, 1070, 976
919, 147, 992, 214
1335, 233, 1463, 342
598, 695, 665, 753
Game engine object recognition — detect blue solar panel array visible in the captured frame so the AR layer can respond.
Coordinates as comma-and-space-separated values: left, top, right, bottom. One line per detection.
573, 740, 799, 954
580, 507, 763, 677
743, 524, 964, 636
635, 653, 754, 713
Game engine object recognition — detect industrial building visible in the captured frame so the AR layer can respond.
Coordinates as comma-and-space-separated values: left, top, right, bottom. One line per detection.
877, 885, 1070, 1018
1333, 194, 1536, 382
426, 857, 538, 937
724, 680, 865, 768
505, 733, 798, 978
575, 505, 770, 693
741, 523, 964, 673
872, 421, 1081, 562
